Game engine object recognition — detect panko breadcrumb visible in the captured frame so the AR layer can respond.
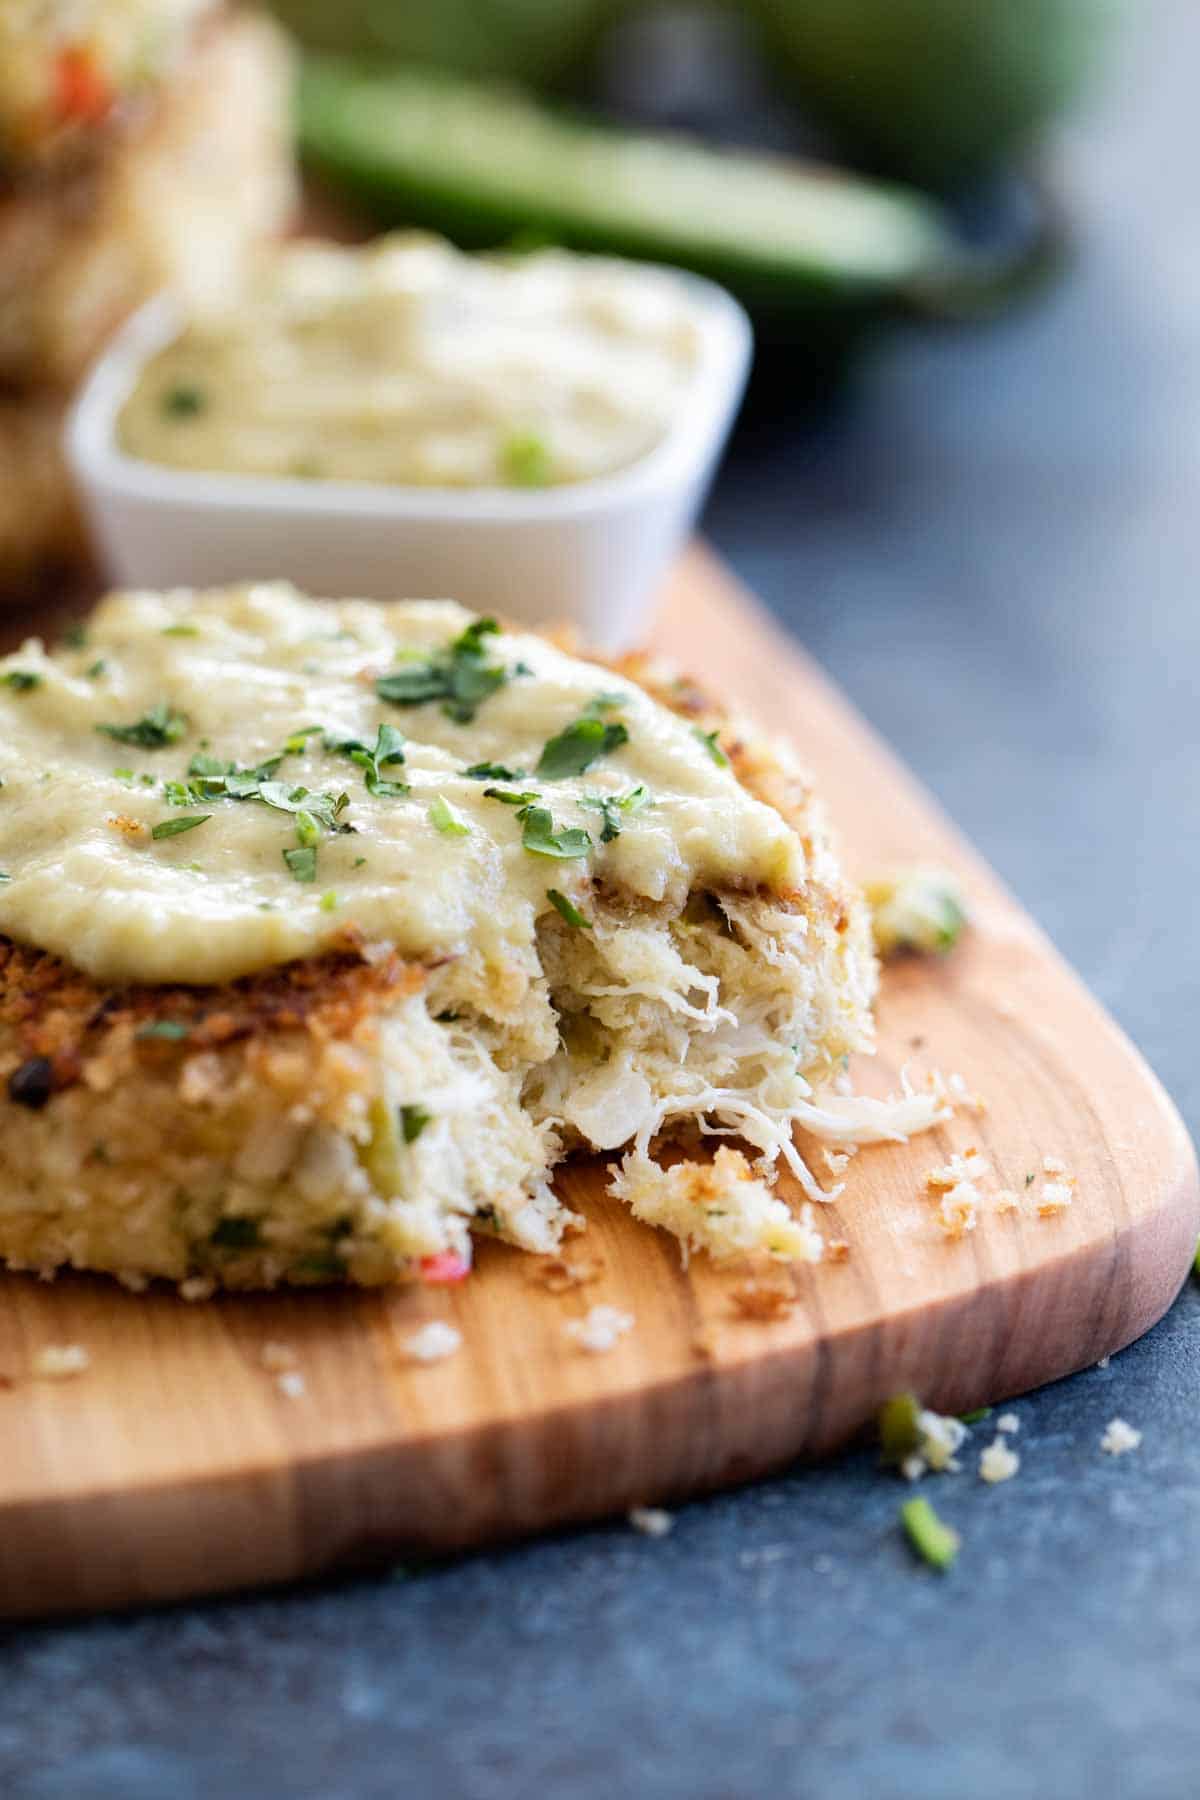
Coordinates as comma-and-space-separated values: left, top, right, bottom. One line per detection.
628, 1506, 674, 1537
1100, 1418, 1142, 1456
401, 1321, 463, 1364
979, 1437, 1021, 1484
566, 1305, 635, 1353
31, 1343, 90, 1379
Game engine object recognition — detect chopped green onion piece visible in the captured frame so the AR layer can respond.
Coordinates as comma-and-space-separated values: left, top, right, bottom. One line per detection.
536, 715, 629, 780
693, 727, 729, 768
294, 809, 321, 849
520, 806, 591, 860
86, 659, 107, 679
161, 623, 199, 637
546, 888, 591, 928
284, 845, 318, 882
878, 1392, 923, 1467
429, 795, 470, 837
399, 1104, 432, 1144
959, 1406, 992, 1425
500, 429, 552, 487
319, 890, 338, 912
901, 1497, 960, 1572
151, 813, 210, 840
1, 670, 42, 692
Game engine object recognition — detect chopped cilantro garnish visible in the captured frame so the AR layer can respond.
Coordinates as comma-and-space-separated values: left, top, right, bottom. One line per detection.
294, 809, 320, 850
257, 782, 350, 833
520, 805, 591, 860
97, 701, 188, 749
901, 1496, 960, 1572
693, 727, 729, 768
162, 382, 206, 419
399, 1104, 432, 1144
211, 1216, 260, 1249
284, 845, 318, 882
86, 659, 107, 679
535, 715, 629, 781
283, 724, 325, 755
500, 429, 552, 487
1025, 1172, 1035, 1187
1, 670, 42, 692
429, 795, 470, 837
579, 784, 650, 842
151, 813, 210, 840
353, 856, 367, 868
464, 761, 525, 781
376, 617, 509, 723
483, 786, 540, 807
959, 1407, 992, 1425
325, 722, 408, 798
546, 888, 591, 928
137, 1020, 190, 1042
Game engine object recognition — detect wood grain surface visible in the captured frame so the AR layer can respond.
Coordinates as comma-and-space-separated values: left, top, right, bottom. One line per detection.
0, 546, 1195, 1619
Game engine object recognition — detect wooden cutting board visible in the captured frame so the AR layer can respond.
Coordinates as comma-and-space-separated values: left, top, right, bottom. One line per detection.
1, 546, 1195, 1619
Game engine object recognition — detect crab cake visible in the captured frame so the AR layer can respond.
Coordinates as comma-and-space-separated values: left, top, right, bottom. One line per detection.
0, 586, 942, 1291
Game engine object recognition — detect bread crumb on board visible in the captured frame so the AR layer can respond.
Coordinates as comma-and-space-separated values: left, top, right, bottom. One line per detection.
31, 1343, 90, 1380
530, 1255, 604, 1294
566, 1305, 635, 1353
979, 1437, 1021, 1484
730, 1280, 794, 1322
1100, 1417, 1142, 1457
628, 1506, 674, 1538
996, 1412, 1020, 1434
402, 1322, 463, 1364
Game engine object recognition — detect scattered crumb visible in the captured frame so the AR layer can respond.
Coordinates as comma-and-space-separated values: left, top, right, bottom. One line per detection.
825, 1239, 851, 1264
926, 1150, 990, 1190
996, 1412, 1020, 1434
179, 1275, 216, 1302
1096, 1355, 1111, 1370
730, 1279, 794, 1322
530, 1255, 604, 1294
628, 1506, 674, 1538
117, 1270, 149, 1293
979, 1437, 1021, 1484
401, 1321, 463, 1364
32, 1343, 90, 1380
1038, 1178, 1075, 1217
1100, 1417, 1141, 1457
259, 1341, 297, 1372
994, 1189, 1020, 1214
276, 1369, 307, 1400
821, 1149, 851, 1176
106, 813, 146, 841
902, 1408, 969, 1480
938, 1181, 980, 1238
948, 1072, 987, 1114
566, 1305, 635, 1354
1042, 1155, 1067, 1176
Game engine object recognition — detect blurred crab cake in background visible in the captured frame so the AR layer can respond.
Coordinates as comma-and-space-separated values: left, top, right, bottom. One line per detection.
0, 0, 295, 591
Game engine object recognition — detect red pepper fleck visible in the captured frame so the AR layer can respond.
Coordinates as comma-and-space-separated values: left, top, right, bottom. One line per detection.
419, 1251, 470, 1284
54, 49, 113, 124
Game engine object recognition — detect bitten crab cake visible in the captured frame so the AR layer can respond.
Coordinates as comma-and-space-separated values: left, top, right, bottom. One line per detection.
0, 586, 947, 1291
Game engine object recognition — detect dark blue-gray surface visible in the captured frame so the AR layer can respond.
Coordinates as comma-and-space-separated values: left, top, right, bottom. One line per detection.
4, 8, 1199, 1797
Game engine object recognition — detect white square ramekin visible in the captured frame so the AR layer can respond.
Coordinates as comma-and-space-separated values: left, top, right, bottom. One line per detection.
65, 271, 752, 649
